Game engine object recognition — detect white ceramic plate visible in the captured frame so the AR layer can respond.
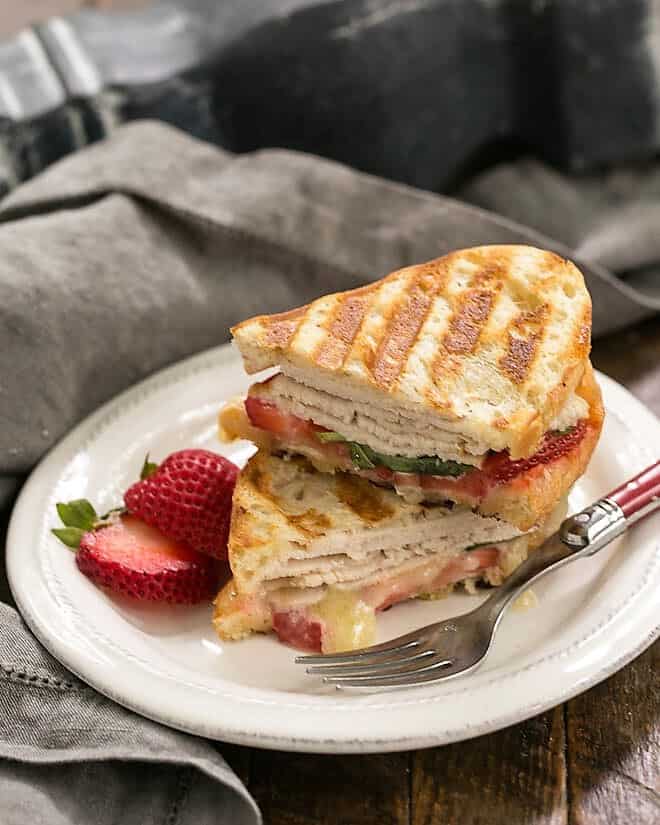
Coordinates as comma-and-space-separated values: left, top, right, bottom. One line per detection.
7, 345, 660, 753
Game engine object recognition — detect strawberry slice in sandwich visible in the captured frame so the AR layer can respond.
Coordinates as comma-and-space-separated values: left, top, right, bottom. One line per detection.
223, 245, 604, 533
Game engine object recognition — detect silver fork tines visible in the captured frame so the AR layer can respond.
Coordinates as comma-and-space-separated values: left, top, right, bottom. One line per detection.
304, 648, 437, 677
321, 655, 455, 685
296, 619, 469, 691
295, 635, 421, 667
323, 660, 474, 691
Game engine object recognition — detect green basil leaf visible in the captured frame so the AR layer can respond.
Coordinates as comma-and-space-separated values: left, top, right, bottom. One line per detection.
317, 432, 473, 477
370, 452, 419, 473
413, 456, 472, 477
316, 431, 349, 443
371, 450, 472, 477
349, 442, 377, 470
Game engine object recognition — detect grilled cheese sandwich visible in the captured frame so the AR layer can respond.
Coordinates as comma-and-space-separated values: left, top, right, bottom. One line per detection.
215, 245, 603, 653
213, 451, 567, 652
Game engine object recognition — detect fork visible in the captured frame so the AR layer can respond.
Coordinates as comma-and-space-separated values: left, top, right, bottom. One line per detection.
296, 459, 660, 690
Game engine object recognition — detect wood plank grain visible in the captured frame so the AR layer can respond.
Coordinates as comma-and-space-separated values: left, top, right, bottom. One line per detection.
566, 642, 659, 824
411, 707, 567, 825
250, 751, 410, 825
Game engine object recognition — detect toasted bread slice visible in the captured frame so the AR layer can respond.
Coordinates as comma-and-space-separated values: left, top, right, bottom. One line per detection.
232, 245, 592, 460
226, 450, 522, 596
213, 453, 567, 651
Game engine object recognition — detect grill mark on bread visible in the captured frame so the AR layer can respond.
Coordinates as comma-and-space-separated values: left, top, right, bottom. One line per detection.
246, 454, 331, 537
500, 307, 548, 384
335, 473, 395, 523
232, 246, 593, 464
287, 510, 332, 536
371, 288, 430, 388
428, 260, 505, 393
247, 461, 269, 496
265, 307, 306, 348
463, 248, 510, 283
442, 289, 496, 354
500, 336, 540, 384
314, 293, 370, 369
370, 267, 447, 388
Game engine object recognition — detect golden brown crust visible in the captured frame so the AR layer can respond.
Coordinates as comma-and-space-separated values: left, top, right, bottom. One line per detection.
217, 398, 273, 449
232, 245, 593, 459
334, 474, 396, 523
485, 494, 568, 585
213, 579, 272, 640
227, 451, 409, 592
479, 364, 604, 530
262, 306, 306, 347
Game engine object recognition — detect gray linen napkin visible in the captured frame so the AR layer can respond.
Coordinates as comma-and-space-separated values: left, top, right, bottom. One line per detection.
1, 120, 660, 824
459, 157, 660, 299
0, 606, 258, 825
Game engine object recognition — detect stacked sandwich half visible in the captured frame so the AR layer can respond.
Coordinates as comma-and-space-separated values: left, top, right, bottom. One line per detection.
214, 245, 603, 652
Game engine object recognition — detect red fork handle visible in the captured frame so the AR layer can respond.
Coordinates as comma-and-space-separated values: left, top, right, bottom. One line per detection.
606, 459, 660, 520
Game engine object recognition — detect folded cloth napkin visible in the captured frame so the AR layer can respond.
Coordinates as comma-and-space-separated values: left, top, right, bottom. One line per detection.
1, 120, 659, 825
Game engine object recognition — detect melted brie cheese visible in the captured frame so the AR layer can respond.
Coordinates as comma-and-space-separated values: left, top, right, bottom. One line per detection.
311, 588, 376, 653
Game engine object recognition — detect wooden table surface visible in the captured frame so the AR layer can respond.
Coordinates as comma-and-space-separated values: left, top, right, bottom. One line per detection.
2, 2, 659, 823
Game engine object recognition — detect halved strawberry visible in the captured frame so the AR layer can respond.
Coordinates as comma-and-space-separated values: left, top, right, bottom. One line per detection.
124, 449, 238, 559
52, 501, 219, 603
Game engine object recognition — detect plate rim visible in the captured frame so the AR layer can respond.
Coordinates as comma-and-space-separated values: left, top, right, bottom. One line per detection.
7, 344, 660, 753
